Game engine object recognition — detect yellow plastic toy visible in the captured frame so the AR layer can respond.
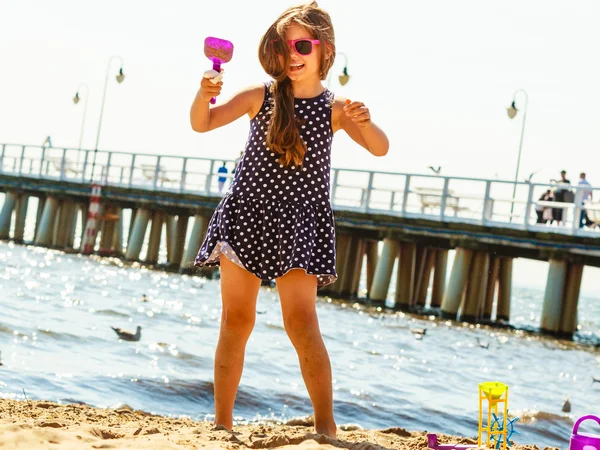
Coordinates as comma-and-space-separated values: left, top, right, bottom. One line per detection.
478, 381, 517, 449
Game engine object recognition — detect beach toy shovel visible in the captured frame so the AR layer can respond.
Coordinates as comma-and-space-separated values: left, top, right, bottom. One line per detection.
570, 415, 600, 450
426, 434, 477, 450
204, 36, 234, 104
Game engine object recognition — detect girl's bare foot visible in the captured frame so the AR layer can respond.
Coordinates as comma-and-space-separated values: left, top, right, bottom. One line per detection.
315, 423, 337, 439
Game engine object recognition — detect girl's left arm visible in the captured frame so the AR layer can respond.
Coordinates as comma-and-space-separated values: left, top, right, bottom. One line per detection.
333, 98, 389, 156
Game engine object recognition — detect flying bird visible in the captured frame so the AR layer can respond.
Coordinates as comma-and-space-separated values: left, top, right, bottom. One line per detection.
111, 326, 142, 342
428, 166, 441, 175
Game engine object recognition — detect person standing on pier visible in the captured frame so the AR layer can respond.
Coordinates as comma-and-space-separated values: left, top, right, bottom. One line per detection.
536, 189, 553, 224
190, 1, 389, 438
217, 161, 229, 193
578, 172, 593, 228
552, 170, 571, 225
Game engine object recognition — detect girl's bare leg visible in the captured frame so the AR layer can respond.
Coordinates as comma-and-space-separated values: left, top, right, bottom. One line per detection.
276, 269, 337, 438
213, 255, 261, 429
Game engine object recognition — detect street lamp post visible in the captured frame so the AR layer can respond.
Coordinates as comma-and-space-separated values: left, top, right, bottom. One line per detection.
327, 51, 350, 88
506, 89, 528, 222
91, 55, 125, 182
73, 83, 89, 168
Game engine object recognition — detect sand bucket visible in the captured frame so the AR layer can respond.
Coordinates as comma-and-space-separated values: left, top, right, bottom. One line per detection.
570, 415, 600, 450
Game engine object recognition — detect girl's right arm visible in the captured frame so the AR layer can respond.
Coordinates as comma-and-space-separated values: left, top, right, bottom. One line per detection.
190, 77, 265, 133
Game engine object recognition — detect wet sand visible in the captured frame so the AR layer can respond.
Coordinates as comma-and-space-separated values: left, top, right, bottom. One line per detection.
0, 398, 551, 449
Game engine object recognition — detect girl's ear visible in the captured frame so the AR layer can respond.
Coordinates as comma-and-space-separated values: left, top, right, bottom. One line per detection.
324, 42, 334, 60
320, 44, 334, 79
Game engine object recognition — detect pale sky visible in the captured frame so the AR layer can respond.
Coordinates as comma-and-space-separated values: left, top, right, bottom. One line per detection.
2, 0, 600, 293
1, 0, 599, 184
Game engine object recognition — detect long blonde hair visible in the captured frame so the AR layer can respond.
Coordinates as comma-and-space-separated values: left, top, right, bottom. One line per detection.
258, 1, 335, 167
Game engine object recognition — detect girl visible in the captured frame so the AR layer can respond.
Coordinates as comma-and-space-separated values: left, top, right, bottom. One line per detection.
190, 1, 388, 438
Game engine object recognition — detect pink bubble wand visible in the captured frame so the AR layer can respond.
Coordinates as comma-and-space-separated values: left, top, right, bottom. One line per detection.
204, 36, 234, 104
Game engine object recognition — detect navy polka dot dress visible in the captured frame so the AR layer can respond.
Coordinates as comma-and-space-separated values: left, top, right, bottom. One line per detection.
194, 81, 337, 287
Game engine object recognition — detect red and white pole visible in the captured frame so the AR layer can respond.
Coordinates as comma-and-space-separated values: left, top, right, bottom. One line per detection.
80, 183, 102, 254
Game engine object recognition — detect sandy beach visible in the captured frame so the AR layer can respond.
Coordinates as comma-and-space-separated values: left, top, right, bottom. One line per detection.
0, 398, 550, 450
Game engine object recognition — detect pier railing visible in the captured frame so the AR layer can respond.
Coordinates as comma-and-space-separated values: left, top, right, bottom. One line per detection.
1, 143, 599, 237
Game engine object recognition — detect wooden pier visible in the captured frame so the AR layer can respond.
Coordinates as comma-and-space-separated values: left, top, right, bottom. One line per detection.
1, 143, 600, 338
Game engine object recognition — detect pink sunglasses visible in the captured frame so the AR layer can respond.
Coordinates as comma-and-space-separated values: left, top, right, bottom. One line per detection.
271, 39, 321, 56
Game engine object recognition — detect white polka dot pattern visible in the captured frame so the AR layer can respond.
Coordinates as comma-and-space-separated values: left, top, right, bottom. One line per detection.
195, 82, 337, 287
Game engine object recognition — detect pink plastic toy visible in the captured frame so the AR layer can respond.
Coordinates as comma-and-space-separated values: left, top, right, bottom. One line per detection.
427, 434, 478, 450
570, 415, 600, 450
204, 36, 234, 104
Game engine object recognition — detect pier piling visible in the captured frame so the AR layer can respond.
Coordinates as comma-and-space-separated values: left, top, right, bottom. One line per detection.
125, 209, 151, 261
441, 248, 474, 319
0, 192, 17, 239
497, 257, 513, 322
13, 194, 28, 243
34, 196, 59, 247
431, 249, 448, 308
369, 238, 399, 303
395, 242, 416, 310
146, 211, 164, 264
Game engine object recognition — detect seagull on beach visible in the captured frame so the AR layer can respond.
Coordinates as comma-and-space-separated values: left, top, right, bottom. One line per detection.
562, 398, 571, 413
410, 328, 427, 340
476, 337, 490, 349
111, 326, 142, 342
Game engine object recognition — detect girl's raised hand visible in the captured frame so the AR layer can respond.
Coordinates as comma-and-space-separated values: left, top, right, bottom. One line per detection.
199, 70, 224, 103
344, 99, 371, 129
